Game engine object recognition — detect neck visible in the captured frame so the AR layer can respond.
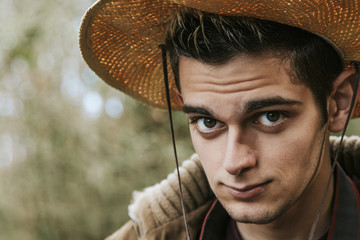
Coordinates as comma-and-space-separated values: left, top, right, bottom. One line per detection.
237, 140, 334, 240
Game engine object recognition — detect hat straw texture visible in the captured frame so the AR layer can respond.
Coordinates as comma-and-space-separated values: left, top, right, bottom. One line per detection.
79, 0, 360, 117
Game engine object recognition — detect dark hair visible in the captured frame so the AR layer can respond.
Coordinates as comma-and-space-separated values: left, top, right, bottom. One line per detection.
165, 8, 345, 123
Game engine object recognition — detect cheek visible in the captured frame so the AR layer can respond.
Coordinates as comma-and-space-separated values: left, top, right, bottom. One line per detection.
259, 128, 322, 183
189, 130, 224, 178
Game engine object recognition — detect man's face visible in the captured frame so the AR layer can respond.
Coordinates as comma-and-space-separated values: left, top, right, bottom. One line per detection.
178, 55, 330, 224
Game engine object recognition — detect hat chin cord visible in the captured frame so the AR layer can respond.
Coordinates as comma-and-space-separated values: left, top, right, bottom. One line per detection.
159, 45, 192, 240
308, 61, 360, 240
159, 44, 359, 240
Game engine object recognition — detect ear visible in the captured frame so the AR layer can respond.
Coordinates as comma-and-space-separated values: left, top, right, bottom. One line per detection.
175, 88, 184, 106
328, 70, 356, 132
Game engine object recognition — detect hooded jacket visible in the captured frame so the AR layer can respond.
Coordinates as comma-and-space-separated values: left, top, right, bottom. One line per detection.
106, 136, 360, 240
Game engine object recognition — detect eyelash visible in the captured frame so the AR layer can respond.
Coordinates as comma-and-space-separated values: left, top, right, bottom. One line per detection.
188, 117, 222, 128
188, 111, 289, 135
252, 111, 289, 132
189, 117, 225, 137
253, 111, 288, 123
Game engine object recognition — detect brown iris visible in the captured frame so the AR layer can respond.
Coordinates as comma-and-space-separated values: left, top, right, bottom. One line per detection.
266, 112, 280, 122
203, 118, 217, 128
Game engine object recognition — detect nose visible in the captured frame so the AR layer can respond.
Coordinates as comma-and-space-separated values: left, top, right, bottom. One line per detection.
222, 128, 257, 175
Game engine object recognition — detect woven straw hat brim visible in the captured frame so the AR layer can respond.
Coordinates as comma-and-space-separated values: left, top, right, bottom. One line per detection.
79, 0, 360, 118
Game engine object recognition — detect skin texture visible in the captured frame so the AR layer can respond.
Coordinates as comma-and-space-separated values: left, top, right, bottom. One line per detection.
176, 55, 354, 239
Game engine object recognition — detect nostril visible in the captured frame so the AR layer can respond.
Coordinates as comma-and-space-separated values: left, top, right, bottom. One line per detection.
222, 153, 257, 176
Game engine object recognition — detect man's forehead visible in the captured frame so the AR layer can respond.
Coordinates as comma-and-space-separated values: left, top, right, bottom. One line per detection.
178, 54, 299, 94
178, 54, 314, 119
178, 54, 294, 83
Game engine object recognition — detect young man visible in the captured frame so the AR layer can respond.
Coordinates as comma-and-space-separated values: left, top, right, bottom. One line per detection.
79, 1, 360, 239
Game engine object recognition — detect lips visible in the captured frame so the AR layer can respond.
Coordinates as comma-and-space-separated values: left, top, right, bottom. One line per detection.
225, 181, 271, 200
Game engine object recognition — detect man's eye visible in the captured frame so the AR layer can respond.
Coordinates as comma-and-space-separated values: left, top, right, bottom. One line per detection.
195, 117, 223, 133
256, 111, 285, 127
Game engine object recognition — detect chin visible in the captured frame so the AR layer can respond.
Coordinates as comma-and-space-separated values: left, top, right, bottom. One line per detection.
224, 201, 293, 225
230, 212, 279, 224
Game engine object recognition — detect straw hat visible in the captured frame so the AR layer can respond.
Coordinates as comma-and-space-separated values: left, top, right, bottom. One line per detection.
79, 0, 360, 117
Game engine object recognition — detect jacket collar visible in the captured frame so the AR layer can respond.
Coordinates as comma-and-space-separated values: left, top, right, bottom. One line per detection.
329, 164, 360, 239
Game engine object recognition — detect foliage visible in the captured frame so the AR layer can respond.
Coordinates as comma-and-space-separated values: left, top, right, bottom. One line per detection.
0, 0, 193, 239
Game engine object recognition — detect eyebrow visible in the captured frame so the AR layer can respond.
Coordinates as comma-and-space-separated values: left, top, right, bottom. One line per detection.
244, 97, 302, 114
182, 97, 302, 116
182, 105, 214, 116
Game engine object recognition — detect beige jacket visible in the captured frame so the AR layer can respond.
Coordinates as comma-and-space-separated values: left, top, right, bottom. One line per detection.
106, 136, 360, 240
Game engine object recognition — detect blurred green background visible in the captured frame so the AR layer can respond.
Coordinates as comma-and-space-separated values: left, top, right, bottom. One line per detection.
0, 0, 194, 239
0, 0, 359, 239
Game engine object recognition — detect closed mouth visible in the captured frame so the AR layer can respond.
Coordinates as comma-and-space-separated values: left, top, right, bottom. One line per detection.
228, 180, 271, 192
224, 180, 272, 200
